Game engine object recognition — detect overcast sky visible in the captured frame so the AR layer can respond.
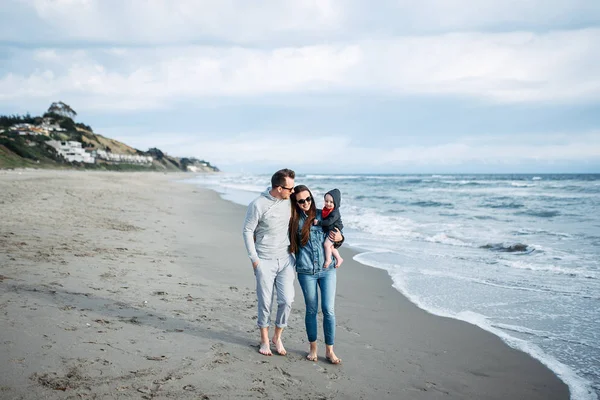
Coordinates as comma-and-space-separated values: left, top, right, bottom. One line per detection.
1, 0, 599, 173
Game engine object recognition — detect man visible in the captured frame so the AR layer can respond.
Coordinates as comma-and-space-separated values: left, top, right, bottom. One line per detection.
242, 168, 296, 356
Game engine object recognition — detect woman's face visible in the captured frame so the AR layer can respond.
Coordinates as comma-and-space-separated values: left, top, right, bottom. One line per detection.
295, 190, 312, 213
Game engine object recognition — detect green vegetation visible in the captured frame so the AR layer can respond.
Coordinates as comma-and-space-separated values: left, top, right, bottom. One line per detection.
47, 101, 77, 119
0, 113, 39, 128
0, 135, 58, 162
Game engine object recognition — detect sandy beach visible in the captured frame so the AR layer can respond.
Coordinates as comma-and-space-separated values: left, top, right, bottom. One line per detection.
0, 169, 569, 399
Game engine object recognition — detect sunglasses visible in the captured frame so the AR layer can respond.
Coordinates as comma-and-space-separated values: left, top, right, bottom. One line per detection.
279, 185, 294, 192
296, 196, 312, 205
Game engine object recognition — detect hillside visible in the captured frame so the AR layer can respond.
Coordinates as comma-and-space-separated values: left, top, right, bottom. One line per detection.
78, 128, 139, 155
0, 103, 219, 172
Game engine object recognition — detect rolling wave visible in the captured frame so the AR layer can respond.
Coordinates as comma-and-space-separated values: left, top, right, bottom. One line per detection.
481, 243, 532, 253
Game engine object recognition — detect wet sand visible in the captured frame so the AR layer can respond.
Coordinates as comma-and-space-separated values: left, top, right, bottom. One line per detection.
0, 169, 569, 399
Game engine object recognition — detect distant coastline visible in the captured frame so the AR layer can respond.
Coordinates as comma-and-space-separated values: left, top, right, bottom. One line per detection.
0, 101, 219, 173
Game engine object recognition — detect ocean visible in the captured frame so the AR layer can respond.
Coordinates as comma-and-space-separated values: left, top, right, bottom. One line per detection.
186, 173, 600, 400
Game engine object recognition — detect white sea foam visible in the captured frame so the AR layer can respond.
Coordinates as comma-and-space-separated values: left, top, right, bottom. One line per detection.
424, 233, 471, 247
502, 260, 599, 279
511, 181, 535, 187
343, 208, 423, 240
217, 183, 265, 193
515, 228, 573, 238
304, 174, 364, 180
493, 322, 553, 338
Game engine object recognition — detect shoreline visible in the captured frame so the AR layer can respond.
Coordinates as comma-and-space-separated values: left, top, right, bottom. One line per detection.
0, 169, 570, 399
349, 252, 592, 400
189, 173, 596, 399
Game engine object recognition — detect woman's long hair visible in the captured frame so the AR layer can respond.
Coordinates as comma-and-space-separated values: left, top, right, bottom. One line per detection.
289, 185, 316, 254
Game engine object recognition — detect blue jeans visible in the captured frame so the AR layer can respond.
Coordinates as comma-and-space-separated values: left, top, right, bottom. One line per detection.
297, 268, 336, 345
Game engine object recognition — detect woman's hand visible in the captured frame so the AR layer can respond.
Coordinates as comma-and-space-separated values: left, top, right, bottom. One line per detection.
329, 228, 343, 242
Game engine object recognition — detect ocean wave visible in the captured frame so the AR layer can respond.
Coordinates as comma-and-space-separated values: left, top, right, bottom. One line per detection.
343, 210, 423, 240
483, 201, 525, 209
472, 215, 499, 220
410, 200, 454, 208
424, 233, 471, 247
495, 323, 600, 353
303, 174, 364, 180
511, 182, 535, 187
516, 210, 561, 218
217, 183, 265, 193
480, 243, 533, 253
513, 228, 573, 238
493, 322, 553, 338
502, 260, 598, 280
441, 180, 483, 186
355, 195, 394, 201
422, 272, 594, 299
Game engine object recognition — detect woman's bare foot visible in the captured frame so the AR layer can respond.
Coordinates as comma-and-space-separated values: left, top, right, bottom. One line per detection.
325, 348, 341, 364
259, 342, 272, 356
306, 342, 318, 361
271, 337, 286, 356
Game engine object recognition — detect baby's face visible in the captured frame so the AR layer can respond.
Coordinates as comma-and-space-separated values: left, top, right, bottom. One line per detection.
324, 194, 335, 210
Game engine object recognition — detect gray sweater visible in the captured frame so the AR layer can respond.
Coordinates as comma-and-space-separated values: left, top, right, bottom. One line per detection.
242, 189, 291, 264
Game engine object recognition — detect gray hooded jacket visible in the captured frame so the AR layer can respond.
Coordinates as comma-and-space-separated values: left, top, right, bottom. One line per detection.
316, 188, 344, 232
242, 188, 291, 265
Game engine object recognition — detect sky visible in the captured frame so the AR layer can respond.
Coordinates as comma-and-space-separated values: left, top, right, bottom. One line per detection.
1, 0, 600, 173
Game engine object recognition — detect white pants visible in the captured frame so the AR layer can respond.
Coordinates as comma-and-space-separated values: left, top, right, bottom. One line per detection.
254, 254, 295, 328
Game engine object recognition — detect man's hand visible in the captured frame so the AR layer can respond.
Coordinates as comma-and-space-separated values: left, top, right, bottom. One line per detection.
329, 227, 343, 242
252, 260, 259, 269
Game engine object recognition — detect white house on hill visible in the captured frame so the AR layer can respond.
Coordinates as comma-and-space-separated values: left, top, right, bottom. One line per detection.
93, 149, 153, 164
46, 140, 95, 164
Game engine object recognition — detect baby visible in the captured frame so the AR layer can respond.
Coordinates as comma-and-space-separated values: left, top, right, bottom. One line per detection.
314, 189, 344, 268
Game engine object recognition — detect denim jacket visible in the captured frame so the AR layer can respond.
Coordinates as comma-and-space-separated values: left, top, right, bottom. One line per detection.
295, 210, 338, 274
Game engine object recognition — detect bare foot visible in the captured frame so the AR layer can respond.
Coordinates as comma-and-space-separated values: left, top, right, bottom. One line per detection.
259, 342, 272, 356
334, 256, 344, 268
326, 350, 341, 364
323, 256, 332, 269
306, 343, 318, 361
271, 337, 286, 356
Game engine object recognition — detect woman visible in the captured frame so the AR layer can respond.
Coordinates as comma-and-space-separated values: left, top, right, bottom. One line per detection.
289, 185, 343, 364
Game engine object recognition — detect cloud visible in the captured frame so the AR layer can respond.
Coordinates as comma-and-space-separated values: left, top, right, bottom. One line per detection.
1, 28, 599, 109
2, 0, 598, 46
106, 128, 600, 172
1, 0, 342, 45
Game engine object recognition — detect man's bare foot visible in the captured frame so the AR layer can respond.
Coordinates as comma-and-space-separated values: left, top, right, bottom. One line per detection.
271, 337, 287, 356
259, 342, 272, 356
334, 257, 344, 268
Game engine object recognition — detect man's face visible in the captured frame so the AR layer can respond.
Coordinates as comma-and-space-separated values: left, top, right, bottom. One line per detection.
279, 177, 295, 199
